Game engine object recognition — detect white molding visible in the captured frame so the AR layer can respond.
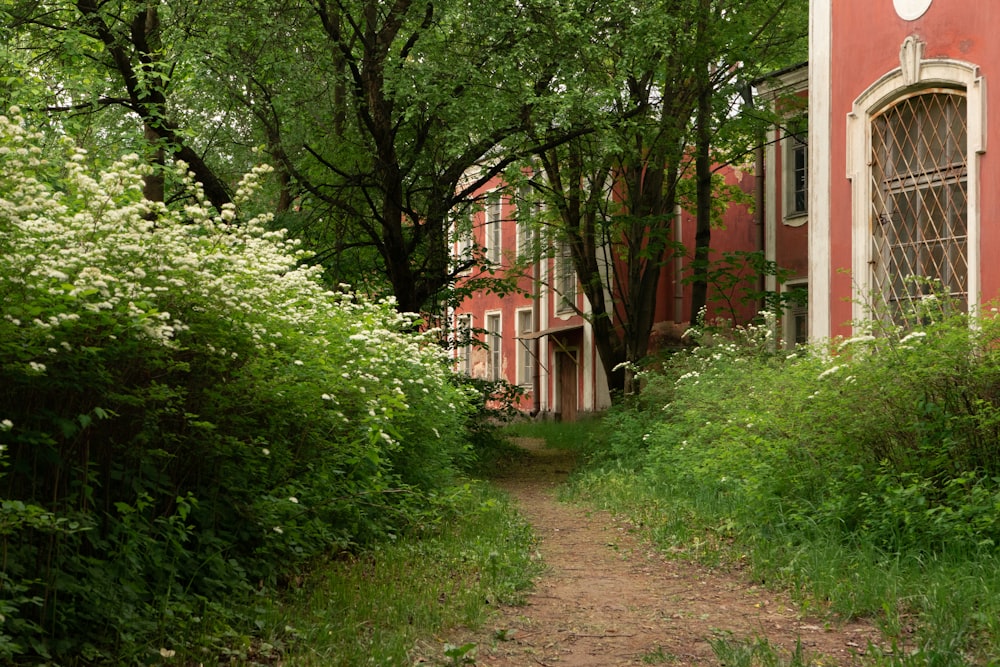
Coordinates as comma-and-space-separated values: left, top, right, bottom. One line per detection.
582, 312, 594, 410
808, 0, 833, 339
893, 0, 933, 21
514, 307, 534, 387
484, 309, 503, 381
764, 125, 779, 297
782, 278, 810, 349
846, 40, 986, 324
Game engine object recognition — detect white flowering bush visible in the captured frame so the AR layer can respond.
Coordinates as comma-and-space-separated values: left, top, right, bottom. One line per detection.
0, 110, 474, 663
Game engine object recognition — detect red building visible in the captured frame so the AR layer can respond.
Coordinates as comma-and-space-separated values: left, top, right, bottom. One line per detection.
811, 0, 996, 338
451, 0, 999, 418
759, 64, 811, 347
452, 166, 766, 420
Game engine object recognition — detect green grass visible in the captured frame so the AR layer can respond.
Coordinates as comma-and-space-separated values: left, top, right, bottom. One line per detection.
570, 453, 1000, 664
561, 309, 1000, 664
708, 634, 812, 667
503, 415, 605, 451
257, 483, 540, 666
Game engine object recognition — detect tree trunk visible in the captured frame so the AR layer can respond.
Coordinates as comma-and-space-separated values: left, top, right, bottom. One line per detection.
690, 78, 713, 326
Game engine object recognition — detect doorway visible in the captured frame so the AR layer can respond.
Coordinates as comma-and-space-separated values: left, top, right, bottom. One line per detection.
556, 349, 578, 422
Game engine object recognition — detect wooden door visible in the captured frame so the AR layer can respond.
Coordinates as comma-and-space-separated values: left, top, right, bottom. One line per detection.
556, 350, 578, 422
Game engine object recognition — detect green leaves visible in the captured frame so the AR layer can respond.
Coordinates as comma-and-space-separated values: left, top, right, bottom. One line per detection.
0, 111, 479, 663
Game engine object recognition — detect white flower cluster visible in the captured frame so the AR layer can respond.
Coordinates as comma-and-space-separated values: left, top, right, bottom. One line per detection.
0, 111, 465, 453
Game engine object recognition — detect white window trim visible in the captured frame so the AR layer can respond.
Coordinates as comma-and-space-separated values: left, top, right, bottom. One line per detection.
485, 311, 502, 382
485, 192, 503, 265
782, 279, 809, 350
516, 184, 536, 260
555, 239, 577, 314
516, 308, 533, 388
783, 129, 808, 226
452, 213, 474, 274
456, 313, 473, 376
846, 37, 986, 326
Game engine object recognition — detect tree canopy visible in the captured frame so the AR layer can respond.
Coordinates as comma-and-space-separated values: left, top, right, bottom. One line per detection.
4, 0, 807, 383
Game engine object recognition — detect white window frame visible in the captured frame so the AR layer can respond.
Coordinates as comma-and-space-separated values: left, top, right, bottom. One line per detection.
456, 313, 473, 376
485, 192, 503, 265
516, 183, 538, 261
452, 212, 475, 273
485, 311, 502, 382
555, 239, 577, 313
846, 37, 986, 325
784, 124, 808, 224
782, 280, 809, 349
516, 308, 533, 387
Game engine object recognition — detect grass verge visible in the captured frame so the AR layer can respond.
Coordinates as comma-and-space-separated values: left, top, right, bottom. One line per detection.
259, 482, 539, 666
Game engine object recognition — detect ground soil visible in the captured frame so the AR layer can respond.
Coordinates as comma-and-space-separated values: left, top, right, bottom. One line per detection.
432, 438, 887, 666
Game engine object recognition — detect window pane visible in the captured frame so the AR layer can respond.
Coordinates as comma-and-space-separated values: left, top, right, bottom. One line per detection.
487, 314, 501, 381
518, 310, 533, 387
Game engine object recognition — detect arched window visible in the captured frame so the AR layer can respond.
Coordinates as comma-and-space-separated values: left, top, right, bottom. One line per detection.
846, 38, 985, 327
870, 90, 968, 320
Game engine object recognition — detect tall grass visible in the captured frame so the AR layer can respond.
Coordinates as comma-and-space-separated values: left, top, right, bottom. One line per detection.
569, 309, 1000, 664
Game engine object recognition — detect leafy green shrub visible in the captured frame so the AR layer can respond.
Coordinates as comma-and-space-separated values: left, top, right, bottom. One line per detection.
0, 110, 476, 663
575, 300, 1000, 658
586, 303, 1000, 555
451, 375, 527, 474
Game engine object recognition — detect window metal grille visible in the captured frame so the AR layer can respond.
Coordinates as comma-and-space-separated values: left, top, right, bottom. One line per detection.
870, 91, 968, 321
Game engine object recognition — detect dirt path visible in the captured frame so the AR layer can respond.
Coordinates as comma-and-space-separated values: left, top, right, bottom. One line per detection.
441, 438, 885, 666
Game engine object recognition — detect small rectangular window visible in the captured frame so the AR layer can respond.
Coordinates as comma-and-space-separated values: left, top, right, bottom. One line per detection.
783, 283, 808, 349
486, 313, 501, 381
517, 309, 533, 387
456, 314, 472, 375
556, 240, 576, 312
784, 118, 808, 218
791, 139, 808, 214
485, 193, 502, 264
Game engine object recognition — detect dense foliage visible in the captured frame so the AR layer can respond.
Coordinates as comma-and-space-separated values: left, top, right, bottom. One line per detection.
3, 0, 809, 393
0, 110, 480, 664
578, 307, 1000, 661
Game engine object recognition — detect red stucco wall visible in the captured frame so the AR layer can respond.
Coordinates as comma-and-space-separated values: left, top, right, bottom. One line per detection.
829, 1, 1000, 334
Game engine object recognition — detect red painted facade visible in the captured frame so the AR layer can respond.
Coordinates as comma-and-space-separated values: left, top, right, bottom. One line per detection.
820, 1, 1000, 336
456, 0, 1000, 410
453, 166, 766, 418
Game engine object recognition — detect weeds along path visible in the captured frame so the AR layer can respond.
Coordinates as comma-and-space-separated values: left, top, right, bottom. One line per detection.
442, 438, 884, 666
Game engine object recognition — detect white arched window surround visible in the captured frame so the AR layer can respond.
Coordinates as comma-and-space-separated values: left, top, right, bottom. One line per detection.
846, 36, 986, 324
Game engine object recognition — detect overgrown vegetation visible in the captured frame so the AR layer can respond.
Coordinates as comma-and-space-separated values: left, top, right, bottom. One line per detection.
572, 306, 1000, 664
267, 483, 538, 666
0, 111, 520, 664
